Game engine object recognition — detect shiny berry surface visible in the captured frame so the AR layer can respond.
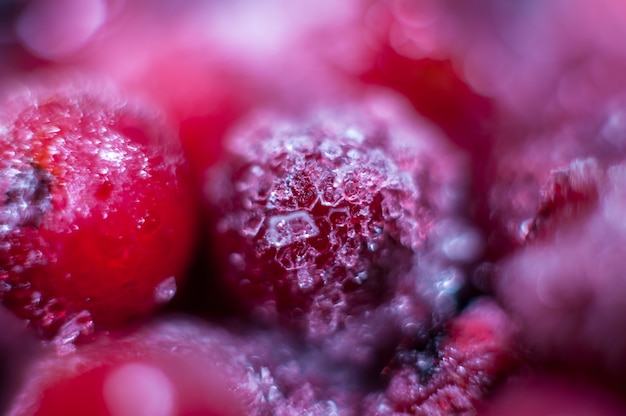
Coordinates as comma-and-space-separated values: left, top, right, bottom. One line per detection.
0, 84, 197, 343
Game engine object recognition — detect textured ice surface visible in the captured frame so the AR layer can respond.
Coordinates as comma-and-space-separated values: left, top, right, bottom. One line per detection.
206, 95, 477, 364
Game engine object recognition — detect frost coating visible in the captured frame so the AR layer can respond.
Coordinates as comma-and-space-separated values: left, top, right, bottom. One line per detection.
208, 102, 470, 353
154, 276, 177, 304
266, 211, 320, 247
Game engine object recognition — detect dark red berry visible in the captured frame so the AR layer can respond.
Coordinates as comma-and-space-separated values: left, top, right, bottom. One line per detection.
364, 298, 519, 416
205, 94, 477, 361
0, 82, 197, 345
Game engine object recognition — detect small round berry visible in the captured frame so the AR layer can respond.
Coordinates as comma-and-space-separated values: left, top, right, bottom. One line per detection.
0, 81, 197, 343
364, 298, 519, 416
205, 93, 475, 353
7, 318, 359, 416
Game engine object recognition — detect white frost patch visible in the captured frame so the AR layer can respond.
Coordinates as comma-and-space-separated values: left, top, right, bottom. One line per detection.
266, 211, 319, 247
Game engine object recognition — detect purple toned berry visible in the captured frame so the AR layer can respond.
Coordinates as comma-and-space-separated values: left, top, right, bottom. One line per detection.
497, 157, 626, 374
363, 298, 519, 416
205, 93, 477, 361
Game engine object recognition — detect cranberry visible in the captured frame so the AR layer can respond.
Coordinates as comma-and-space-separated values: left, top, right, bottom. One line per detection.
204, 93, 476, 360
8, 317, 360, 416
0, 82, 197, 344
364, 298, 519, 416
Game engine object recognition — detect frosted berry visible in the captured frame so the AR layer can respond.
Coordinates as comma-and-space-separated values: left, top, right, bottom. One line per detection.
205, 94, 475, 355
7, 318, 359, 416
364, 298, 519, 416
497, 158, 626, 374
0, 83, 197, 343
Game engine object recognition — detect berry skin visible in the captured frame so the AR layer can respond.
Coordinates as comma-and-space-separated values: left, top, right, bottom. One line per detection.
364, 298, 519, 416
205, 93, 476, 359
0, 82, 197, 344
7, 318, 360, 416
7, 320, 244, 416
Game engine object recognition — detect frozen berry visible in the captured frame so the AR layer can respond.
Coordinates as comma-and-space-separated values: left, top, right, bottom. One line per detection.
364, 298, 519, 416
497, 158, 626, 374
205, 92, 476, 360
7, 319, 243, 416
7, 317, 359, 416
0, 81, 197, 344
484, 95, 626, 258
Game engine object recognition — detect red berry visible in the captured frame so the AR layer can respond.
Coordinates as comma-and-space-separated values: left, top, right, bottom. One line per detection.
205, 93, 476, 360
8, 320, 243, 416
8, 318, 359, 416
0, 82, 197, 344
364, 298, 519, 416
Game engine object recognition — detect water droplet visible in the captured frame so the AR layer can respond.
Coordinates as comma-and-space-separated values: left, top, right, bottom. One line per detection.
154, 276, 177, 304
266, 211, 319, 247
